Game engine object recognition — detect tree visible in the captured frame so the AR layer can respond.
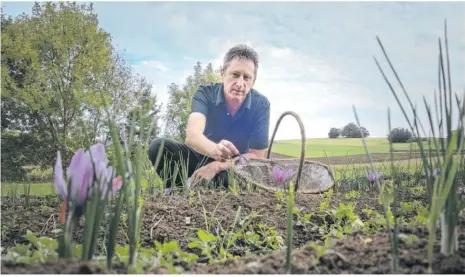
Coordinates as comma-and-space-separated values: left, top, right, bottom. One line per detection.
388, 127, 413, 143
1, 2, 163, 172
360, 127, 370, 138
328, 127, 341, 138
341, 122, 369, 138
163, 62, 221, 142
1, 2, 113, 165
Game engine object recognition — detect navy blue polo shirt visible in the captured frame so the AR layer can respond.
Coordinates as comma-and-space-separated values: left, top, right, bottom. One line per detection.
191, 82, 270, 154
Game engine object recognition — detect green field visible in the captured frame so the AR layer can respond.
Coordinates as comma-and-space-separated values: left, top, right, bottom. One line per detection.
1, 182, 56, 197
270, 137, 433, 158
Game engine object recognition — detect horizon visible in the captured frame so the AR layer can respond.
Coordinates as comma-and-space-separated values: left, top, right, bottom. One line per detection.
2, 1, 464, 140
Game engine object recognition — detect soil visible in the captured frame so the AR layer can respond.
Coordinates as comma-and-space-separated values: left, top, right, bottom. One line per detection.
1, 185, 411, 252
183, 221, 465, 274
1, 259, 110, 274
2, 180, 464, 274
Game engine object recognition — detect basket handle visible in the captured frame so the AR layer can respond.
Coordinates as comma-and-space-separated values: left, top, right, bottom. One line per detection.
266, 111, 306, 192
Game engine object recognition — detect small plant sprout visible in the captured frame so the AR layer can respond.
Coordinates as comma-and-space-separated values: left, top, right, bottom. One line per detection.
272, 165, 295, 274
54, 143, 122, 260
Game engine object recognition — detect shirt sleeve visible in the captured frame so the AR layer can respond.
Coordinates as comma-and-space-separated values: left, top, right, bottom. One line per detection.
191, 85, 210, 116
248, 98, 270, 150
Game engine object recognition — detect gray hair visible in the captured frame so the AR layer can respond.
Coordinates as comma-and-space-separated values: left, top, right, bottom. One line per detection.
222, 44, 259, 81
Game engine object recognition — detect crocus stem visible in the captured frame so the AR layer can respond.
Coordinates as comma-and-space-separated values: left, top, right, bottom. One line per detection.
61, 213, 77, 259
286, 182, 294, 274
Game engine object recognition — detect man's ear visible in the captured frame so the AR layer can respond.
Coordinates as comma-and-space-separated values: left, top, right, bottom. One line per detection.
220, 68, 225, 80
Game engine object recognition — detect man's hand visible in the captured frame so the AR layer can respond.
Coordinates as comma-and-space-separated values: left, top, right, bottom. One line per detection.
190, 161, 229, 187
209, 140, 240, 161
186, 113, 240, 161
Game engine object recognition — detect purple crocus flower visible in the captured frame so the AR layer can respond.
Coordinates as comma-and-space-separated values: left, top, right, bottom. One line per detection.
237, 155, 249, 166
366, 171, 383, 184
55, 143, 122, 224
99, 165, 122, 200
272, 165, 294, 185
433, 168, 440, 177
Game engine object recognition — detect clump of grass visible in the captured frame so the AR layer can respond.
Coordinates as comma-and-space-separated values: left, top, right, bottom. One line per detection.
101, 95, 162, 269
373, 19, 464, 272
353, 106, 399, 273
271, 165, 295, 273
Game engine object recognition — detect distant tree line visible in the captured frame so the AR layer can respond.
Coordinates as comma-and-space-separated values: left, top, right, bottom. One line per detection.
328, 123, 370, 139
327, 123, 418, 144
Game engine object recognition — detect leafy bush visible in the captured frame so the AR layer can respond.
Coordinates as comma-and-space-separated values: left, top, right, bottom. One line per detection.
26, 167, 53, 183
388, 127, 413, 143
328, 128, 341, 138
341, 123, 369, 138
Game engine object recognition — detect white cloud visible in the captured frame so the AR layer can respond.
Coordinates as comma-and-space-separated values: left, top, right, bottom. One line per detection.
139, 60, 168, 72
171, 14, 188, 29
206, 39, 379, 139
131, 60, 179, 111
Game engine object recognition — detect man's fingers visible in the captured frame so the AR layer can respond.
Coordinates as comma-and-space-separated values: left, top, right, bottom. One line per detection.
217, 143, 233, 158
190, 170, 200, 186
219, 140, 240, 156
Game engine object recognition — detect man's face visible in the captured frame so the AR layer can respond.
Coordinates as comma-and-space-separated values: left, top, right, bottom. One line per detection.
221, 58, 255, 109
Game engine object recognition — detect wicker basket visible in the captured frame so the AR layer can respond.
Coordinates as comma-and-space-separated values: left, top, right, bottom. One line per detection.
230, 111, 335, 194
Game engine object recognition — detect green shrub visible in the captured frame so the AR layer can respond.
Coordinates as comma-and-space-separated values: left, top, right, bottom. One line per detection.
26, 167, 53, 182
388, 127, 413, 143
328, 127, 341, 138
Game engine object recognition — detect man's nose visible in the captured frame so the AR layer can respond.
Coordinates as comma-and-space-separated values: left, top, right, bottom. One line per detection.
236, 76, 245, 87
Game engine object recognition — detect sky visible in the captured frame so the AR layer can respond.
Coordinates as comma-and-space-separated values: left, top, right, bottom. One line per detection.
3, 1, 465, 140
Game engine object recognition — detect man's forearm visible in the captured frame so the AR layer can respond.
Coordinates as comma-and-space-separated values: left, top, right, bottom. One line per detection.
185, 131, 218, 158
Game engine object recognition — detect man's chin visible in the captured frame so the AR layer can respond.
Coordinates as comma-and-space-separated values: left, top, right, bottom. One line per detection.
230, 96, 245, 105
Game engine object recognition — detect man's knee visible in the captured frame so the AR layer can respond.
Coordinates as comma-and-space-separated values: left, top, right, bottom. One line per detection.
148, 137, 167, 165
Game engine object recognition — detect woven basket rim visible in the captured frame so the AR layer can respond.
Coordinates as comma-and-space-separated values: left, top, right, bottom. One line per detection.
230, 157, 335, 194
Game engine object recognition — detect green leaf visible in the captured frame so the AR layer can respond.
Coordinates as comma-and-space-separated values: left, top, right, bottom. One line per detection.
74, 244, 82, 258
161, 241, 179, 254
115, 245, 129, 256
38, 237, 57, 250
23, 230, 38, 246
17, 256, 32, 264
187, 241, 202, 249
197, 230, 217, 242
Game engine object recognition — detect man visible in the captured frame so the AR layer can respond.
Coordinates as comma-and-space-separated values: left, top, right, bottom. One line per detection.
148, 44, 270, 192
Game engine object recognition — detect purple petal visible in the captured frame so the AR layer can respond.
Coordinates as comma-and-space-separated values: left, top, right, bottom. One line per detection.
78, 152, 93, 205
164, 188, 172, 196
68, 150, 92, 206
285, 168, 294, 179
67, 149, 84, 181
54, 151, 67, 201
273, 166, 280, 180
94, 160, 109, 185
89, 143, 107, 164
272, 166, 294, 184
238, 155, 248, 166
366, 171, 382, 183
